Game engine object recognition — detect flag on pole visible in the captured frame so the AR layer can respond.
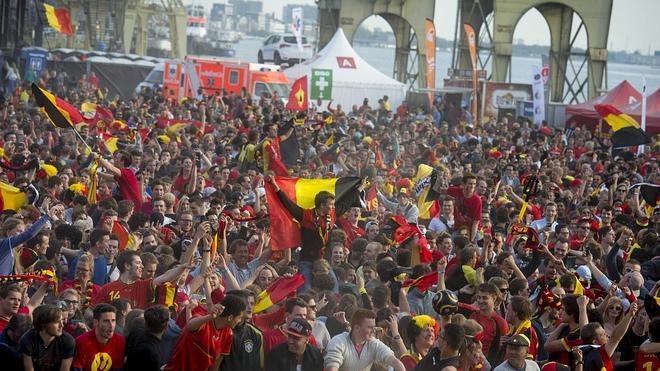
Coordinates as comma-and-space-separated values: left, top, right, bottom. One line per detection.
291, 7, 304, 52
32, 83, 84, 129
463, 23, 478, 121
286, 76, 309, 112
594, 104, 651, 147
264, 176, 363, 250
43, 3, 73, 36
638, 77, 647, 155
254, 273, 305, 313
424, 19, 436, 106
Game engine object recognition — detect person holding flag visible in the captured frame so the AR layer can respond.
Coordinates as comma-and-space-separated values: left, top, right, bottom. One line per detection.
262, 122, 294, 177
267, 175, 367, 292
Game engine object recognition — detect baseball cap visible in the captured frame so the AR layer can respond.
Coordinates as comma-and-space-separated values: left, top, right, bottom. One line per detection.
284, 318, 312, 338
505, 334, 531, 347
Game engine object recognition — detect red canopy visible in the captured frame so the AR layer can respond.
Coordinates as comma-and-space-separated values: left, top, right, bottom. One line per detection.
619, 88, 660, 135
566, 80, 641, 120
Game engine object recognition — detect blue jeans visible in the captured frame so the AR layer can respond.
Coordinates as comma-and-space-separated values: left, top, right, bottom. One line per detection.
298, 260, 313, 293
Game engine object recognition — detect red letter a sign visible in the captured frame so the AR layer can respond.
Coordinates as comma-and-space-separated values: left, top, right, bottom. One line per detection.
286, 76, 309, 112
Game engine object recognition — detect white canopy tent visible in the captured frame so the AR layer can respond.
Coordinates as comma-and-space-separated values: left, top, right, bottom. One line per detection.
284, 28, 406, 110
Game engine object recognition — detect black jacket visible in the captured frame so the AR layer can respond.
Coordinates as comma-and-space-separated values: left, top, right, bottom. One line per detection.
264, 342, 323, 371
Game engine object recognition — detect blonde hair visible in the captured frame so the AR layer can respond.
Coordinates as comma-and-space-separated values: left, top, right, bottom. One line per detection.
603, 296, 624, 324
77, 252, 94, 268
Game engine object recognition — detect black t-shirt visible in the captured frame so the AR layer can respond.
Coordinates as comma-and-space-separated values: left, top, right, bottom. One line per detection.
18, 329, 75, 371
415, 348, 461, 371
614, 328, 647, 370
124, 329, 163, 371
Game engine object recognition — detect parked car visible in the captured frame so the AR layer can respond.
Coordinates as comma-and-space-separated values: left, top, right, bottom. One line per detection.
258, 33, 313, 66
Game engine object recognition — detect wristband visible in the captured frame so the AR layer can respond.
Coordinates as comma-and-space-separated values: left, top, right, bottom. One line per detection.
575, 361, 583, 365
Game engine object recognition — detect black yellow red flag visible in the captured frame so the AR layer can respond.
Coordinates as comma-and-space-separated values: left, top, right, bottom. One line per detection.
32, 83, 84, 129
264, 176, 363, 250
43, 2, 73, 36
594, 104, 651, 147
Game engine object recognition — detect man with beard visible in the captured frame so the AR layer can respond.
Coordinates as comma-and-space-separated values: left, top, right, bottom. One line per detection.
72, 304, 125, 370
221, 290, 264, 371
265, 318, 323, 371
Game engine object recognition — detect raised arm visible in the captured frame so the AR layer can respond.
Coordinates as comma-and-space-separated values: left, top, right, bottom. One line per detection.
606, 301, 638, 357
96, 154, 122, 177
268, 175, 304, 221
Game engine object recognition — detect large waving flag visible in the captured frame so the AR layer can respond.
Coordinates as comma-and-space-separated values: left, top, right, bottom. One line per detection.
286, 76, 309, 112
32, 83, 84, 129
43, 3, 73, 36
413, 164, 440, 220
265, 176, 363, 250
254, 273, 305, 313
0, 182, 26, 211
594, 104, 651, 147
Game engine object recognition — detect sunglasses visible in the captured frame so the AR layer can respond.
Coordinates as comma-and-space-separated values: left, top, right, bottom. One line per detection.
609, 306, 623, 311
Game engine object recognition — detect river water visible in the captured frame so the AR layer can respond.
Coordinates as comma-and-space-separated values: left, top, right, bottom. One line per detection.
231, 38, 660, 99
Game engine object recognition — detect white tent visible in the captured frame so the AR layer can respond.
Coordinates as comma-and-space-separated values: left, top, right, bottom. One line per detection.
284, 28, 406, 110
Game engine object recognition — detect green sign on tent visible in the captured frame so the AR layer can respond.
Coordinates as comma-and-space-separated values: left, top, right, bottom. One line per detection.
311, 68, 333, 100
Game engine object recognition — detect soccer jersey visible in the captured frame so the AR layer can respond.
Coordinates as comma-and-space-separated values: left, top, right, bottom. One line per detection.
635, 350, 660, 371
72, 330, 125, 371
164, 320, 233, 371
92, 279, 154, 309
548, 325, 581, 366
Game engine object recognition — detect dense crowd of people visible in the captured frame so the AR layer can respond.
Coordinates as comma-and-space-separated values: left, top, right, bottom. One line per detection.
0, 66, 658, 371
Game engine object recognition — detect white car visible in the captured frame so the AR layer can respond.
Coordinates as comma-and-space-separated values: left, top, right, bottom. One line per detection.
258, 33, 313, 66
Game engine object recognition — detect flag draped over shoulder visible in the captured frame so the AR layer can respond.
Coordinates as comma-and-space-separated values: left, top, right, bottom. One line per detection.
254, 273, 305, 313
594, 104, 651, 147
32, 83, 84, 129
265, 176, 363, 250
0, 182, 26, 211
43, 3, 73, 36
413, 164, 439, 219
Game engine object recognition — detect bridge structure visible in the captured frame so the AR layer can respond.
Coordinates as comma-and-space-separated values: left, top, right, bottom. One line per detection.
317, 0, 613, 103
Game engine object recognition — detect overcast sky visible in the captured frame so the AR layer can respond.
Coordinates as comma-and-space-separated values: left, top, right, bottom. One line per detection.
186, 0, 660, 54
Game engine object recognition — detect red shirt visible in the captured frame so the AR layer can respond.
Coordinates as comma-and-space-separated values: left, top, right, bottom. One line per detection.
549, 325, 582, 365
115, 168, 141, 209
92, 279, 153, 309
0, 307, 29, 333
338, 217, 365, 248
164, 320, 233, 371
636, 350, 660, 371
447, 186, 482, 228
469, 310, 508, 357
72, 330, 125, 371
263, 326, 318, 353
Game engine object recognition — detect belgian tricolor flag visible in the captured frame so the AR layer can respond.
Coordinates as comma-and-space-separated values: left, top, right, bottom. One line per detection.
265, 176, 363, 250
43, 2, 73, 36
594, 104, 652, 148
32, 83, 84, 129
253, 273, 305, 313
